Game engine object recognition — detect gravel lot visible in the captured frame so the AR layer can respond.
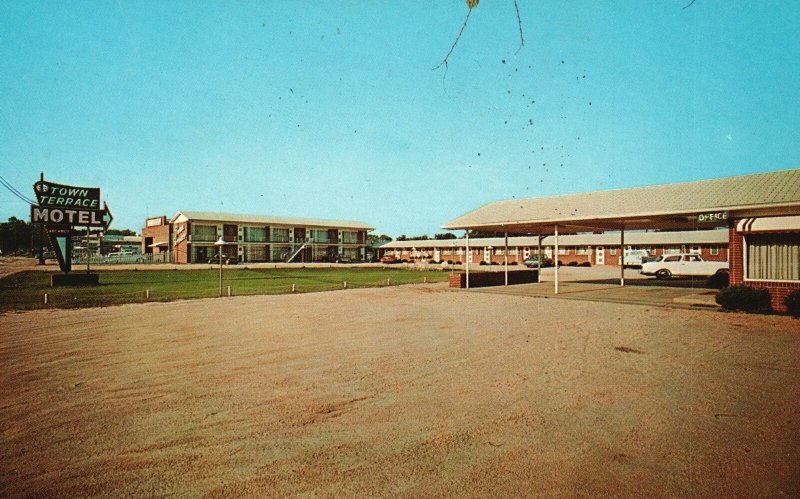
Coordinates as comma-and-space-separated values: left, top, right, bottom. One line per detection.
1, 281, 799, 496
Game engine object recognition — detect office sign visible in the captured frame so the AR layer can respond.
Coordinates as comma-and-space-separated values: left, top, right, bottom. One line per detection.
696, 211, 729, 223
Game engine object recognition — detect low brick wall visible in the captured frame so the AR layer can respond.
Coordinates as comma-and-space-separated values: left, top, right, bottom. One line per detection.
449, 270, 539, 288
742, 281, 800, 313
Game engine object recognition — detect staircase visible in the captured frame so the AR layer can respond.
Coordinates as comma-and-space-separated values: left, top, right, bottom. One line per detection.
286, 244, 307, 263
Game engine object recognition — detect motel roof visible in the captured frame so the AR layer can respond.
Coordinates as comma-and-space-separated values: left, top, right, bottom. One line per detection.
443, 169, 800, 234
171, 211, 374, 231
381, 229, 729, 249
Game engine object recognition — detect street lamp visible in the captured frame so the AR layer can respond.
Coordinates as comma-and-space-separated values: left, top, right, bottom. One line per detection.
214, 236, 226, 297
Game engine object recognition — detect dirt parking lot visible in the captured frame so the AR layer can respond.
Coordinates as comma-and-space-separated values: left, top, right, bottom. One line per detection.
1, 283, 799, 496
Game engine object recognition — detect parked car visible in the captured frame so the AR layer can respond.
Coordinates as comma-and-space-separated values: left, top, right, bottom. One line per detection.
523, 255, 553, 268
622, 249, 651, 267
640, 253, 728, 280
380, 255, 400, 264
208, 254, 238, 265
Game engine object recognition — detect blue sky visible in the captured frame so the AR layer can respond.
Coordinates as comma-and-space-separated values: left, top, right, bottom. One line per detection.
2, 1, 798, 237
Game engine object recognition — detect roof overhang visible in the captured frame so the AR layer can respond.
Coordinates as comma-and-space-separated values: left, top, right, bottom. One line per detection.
443, 202, 800, 235
737, 215, 800, 233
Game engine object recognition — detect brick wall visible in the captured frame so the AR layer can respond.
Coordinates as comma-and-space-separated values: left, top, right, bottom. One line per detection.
729, 224, 744, 285
729, 220, 800, 313
449, 270, 539, 288
141, 223, 171, 254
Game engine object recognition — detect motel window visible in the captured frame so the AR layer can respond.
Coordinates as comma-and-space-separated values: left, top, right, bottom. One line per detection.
192, 224, 217, 242
689, 246, 701, 254
271, 245, 291, 261
746, 234, 800, 281
272, 228, 290, 243
341, 247, 359, 259
496, 248, 505, 255
243, 227, 267, 243
309, 229, 330, 243
558, 248, 569, 255
342, 231, 358, 244
664, 246, 681, 255
576, 247, 590, 255
710, 246, 719, 255
246, 245, 268, 261
509, 248, 518, 255
609, 248, 617, 255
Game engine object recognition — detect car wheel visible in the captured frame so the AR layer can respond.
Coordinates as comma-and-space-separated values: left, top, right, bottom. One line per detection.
655, 269, 672, 280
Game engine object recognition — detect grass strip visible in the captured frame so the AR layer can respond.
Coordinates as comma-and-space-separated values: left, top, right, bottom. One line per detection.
0, 268, 452, 312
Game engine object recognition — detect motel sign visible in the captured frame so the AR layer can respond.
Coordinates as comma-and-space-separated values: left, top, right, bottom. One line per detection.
31, 176, 113, 273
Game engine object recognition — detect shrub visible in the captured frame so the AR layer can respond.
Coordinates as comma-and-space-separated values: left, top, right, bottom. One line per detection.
509, 261, 518, 266
479, 261, 488, 266
454, 261, 462, 265
567, 261, 578, 267
706, 270, 730, 289
446, 260, 454, 265
785, 290, 800, 318
579, 261, 591, 267
715, 285, 772, 313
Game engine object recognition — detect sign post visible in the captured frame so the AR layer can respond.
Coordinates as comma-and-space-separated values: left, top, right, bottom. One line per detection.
31, 175, 113, 286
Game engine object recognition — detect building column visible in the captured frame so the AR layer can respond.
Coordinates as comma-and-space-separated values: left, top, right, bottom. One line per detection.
537, 234, 543, 283
620, 224, 625, 287
465, 231, 470, 289
554, 225, 559, 295
504, 231, 509, 286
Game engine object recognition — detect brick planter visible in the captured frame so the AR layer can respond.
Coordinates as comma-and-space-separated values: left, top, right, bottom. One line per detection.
449, 270, 538, 288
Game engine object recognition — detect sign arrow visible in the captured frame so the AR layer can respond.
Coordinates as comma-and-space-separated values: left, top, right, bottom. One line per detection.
103, 201, 113, 230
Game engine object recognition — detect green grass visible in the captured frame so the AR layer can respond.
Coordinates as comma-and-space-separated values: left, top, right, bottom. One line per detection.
0, 268, 452, 312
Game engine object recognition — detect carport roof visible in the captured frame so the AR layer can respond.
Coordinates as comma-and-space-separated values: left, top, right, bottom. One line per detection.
442, 168, 800, 234
382, 229, 729, 249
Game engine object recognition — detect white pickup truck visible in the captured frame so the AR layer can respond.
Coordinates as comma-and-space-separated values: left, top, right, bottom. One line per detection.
622, 249, 651, 267
640, 253, 728, 280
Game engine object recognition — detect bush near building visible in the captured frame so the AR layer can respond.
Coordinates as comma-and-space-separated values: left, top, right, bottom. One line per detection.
785, 290, 800, 318
715, 285, 773, 313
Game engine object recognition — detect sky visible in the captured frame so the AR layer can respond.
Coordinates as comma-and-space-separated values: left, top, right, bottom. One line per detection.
1, 1, 799, 237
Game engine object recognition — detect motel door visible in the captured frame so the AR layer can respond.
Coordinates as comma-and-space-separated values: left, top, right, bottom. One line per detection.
596, 246, 605, 265
196, 246, 208, 263
484, 247, 492, 263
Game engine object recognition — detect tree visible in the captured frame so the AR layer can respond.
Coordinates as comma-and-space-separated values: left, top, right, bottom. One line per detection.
467, 230, 503, 238
0, 217, 33, 255
434, 232, 457, 240
104, 229, 137, 236
367, 234, 393, 245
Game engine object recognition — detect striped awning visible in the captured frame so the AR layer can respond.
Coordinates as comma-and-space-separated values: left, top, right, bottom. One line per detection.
737, 215, 800, 233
